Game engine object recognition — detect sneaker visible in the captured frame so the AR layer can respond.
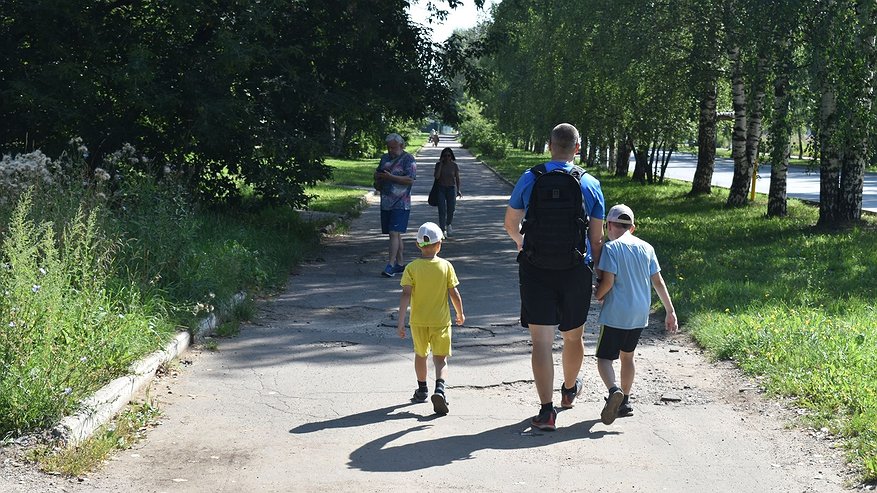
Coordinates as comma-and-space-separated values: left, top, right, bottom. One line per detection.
412, 389, 428, 403
381, 263, 395, 277
560, 377, 583, 409
445, 224, 453, 236
393, 263, 406, 274
601, 388, 625, 425
530, 407, 557, 431
618, 402, 634, 417
431, 392, 449, 415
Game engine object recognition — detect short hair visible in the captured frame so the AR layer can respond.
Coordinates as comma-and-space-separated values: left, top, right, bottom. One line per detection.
550, 123, 580, 154
385, 133, 406, 146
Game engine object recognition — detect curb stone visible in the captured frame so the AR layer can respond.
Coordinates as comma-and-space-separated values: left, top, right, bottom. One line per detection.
51, 292, 247, 447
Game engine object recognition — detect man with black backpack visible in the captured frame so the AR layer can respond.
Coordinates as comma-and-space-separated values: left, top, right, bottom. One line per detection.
503, 123, 605, 431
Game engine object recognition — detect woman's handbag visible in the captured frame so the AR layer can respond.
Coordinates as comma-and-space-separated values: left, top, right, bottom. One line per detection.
427, 180, 440, 206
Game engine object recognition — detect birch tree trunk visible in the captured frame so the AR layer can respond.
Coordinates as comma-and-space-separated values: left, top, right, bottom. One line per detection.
726, 46, 752, 207
817, 86, 842, 227
691, 79, 718, 195
768, 37, 792, 218
839, 0, 876, 224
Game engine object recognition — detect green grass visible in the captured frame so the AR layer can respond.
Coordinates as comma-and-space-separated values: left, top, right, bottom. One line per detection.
484, 146, 877, 481
0, 174, 321, 439
30, 399, 161, 476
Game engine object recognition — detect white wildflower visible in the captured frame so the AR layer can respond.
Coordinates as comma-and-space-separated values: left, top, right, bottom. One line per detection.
39, 267, 47, 275
31, 285, 41, 293
94, 168, 111, 182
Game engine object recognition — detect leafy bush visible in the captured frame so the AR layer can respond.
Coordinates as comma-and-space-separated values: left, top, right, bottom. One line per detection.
458, 101, 509, 159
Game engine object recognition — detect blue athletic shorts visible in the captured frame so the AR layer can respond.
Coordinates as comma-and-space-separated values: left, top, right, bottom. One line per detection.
381, 209, 410, 234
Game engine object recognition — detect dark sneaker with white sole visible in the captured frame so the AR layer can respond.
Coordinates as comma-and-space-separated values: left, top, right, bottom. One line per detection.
412, 389, 428, 403
431, 392, 449, 415
601, 388, 625, 425
618, 402, 634, 417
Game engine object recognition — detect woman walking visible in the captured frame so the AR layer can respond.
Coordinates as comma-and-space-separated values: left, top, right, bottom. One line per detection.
433, 147, 462, 236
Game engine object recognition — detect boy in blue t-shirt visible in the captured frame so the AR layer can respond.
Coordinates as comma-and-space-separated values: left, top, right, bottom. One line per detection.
594, 204, 678, 425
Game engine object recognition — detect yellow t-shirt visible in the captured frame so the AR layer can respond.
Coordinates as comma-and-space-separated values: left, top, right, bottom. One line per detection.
400, 256, 459, 327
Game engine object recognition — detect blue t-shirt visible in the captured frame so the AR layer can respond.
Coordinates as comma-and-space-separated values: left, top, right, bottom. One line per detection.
377, 152, 416, 210
508, 160, 605, 263
597, 231, 661, 329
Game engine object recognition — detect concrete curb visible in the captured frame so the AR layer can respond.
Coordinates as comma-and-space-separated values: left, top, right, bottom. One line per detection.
52, 292, 247, 447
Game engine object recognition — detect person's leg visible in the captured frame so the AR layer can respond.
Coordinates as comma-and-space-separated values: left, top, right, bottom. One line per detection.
619, 350, 635, 395
388, 231, 403, 265
561, 325, 584, 390
414, 353, 428, 382
597, 357, 617, 390
437, 188, 448, 230
446, 186, 456, 229
433, 355, 448, 382
529, 324, 556, 404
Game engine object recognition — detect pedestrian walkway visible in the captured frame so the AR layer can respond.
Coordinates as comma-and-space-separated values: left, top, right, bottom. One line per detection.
21, 137, 850, 493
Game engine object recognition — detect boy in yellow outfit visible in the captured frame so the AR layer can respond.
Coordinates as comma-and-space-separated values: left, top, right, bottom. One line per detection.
397, 222, 465, 415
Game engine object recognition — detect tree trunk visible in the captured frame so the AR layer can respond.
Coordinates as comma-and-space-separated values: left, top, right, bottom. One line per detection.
632, 142, 649, 184
587, 140, 597, 167
818, 87, 842, 228
616, 137, 631, 176
726, 45, 751, 207
839, 0, 876, 224
660, 145, 674, 183
797, 127, 804, 160
608, 133, 617, 173
647, 137, 658, 184
768, 37, 792, 218
691, 78, 718, 195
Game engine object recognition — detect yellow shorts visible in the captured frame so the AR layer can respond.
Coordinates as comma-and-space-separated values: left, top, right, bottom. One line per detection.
411, 324, 452, 357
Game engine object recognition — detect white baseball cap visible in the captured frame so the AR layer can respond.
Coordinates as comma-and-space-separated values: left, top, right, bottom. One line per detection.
606, 204, 635, 225
417, 222, 444, 247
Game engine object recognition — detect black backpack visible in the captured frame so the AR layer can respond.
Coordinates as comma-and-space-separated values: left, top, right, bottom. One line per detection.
519, 163, 588, 270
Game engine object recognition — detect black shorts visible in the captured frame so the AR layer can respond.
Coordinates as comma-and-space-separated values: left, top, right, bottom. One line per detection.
596, 326, 644, 360
518, 259, 591, 332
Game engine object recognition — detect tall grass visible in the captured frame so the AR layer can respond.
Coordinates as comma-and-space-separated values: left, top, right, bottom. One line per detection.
486, 146, 877, 480
0, 154, 320, 438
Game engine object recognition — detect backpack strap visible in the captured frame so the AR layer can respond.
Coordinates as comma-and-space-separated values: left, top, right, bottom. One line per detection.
528, 163, 548, 177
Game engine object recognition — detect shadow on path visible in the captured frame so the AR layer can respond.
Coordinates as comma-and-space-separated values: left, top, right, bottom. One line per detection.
346, 417, 615, 472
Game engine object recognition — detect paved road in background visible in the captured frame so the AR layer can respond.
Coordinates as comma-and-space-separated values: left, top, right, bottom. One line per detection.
645, 153, 877, 213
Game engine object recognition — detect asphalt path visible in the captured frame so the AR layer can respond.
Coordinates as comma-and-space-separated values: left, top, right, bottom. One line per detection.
652, 152, 877, 213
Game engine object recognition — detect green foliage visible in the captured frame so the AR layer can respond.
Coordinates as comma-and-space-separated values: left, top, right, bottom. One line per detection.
0, 144, 321, 438
458, 100, 509, 158
0, 192, 173, 435
484, 150, 877, 481
0, 1, 451, 206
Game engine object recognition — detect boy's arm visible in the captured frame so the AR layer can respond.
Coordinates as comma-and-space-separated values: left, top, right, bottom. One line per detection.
448, 287, 465, 326
397, 285, 413, 338
650, 272, 678, 333
594, 272, 615, 301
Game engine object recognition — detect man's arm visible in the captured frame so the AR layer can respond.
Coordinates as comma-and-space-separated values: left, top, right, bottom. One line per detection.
588, 217, 604, 278
650, 272, 678, 333
397, 285, 412, 338
504, 206, 526, 251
